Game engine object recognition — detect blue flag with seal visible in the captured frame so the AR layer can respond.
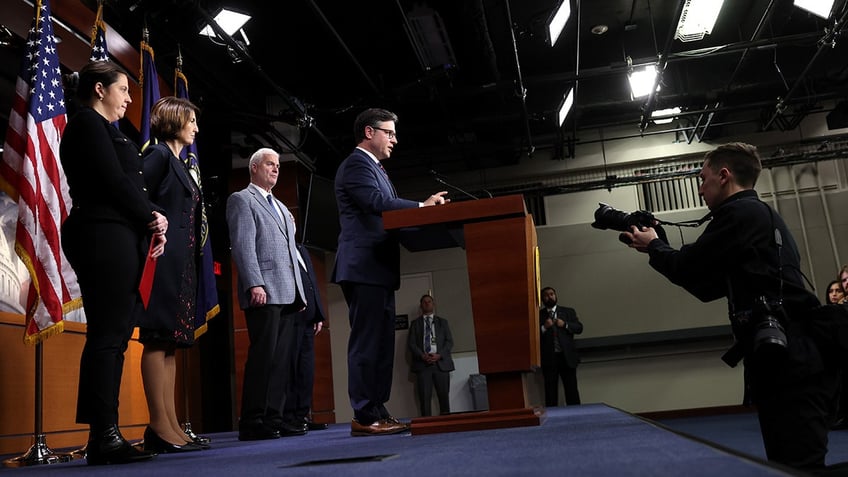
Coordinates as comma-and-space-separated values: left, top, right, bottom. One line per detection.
175, 63, 220, 338
139, 30, 159, 151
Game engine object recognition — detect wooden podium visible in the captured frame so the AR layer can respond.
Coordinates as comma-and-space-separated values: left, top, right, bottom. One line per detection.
383, 194, 543, 435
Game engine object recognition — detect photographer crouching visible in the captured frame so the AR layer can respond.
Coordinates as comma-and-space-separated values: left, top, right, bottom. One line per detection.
621, 143, 841, 474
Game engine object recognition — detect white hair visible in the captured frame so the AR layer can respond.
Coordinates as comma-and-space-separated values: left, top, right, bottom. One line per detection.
248, 147, 279, 169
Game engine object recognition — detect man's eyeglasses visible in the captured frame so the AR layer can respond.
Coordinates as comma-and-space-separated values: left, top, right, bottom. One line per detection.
369, 126, 397, 140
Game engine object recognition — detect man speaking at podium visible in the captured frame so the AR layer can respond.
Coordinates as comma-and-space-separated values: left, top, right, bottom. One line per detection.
332, 108, 448, 436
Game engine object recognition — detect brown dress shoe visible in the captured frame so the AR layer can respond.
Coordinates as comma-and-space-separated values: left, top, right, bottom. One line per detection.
350, 419, 409, 436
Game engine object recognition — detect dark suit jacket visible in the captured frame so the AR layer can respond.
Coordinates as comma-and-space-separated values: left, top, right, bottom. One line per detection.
141, 143, 201, 329
539, 305, 583, 368
408, 315, 455, 373
292, 243, 326, 325
331, 148, 418, 290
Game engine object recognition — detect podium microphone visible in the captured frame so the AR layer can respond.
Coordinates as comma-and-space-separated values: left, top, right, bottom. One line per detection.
430, 170, 479, 201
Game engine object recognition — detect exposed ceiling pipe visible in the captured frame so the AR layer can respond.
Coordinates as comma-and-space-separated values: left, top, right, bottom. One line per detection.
395, 0, 429, 72
524, 31, 823, 88
503, 0, 534, 157
306, 0, 381, 96
762, 6, 848, 130
694, 0, 778, 142
570, 0, 582, 152
638, 0, 686, 132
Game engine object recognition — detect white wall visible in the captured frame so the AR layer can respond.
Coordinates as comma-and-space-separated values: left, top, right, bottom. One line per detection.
324, 154, 848, 422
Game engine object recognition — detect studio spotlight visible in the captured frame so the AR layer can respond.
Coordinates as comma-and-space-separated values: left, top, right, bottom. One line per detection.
199, 8, 251, 38
628, 65, 659, 99
547, 0, 571, 47
793, 0, 834, 19
557, 88, 575, 126
651, 107, 681, 125
675, 0, 724, 42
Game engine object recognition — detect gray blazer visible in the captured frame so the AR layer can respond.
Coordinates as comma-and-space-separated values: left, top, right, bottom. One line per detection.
227, 184, 304, 310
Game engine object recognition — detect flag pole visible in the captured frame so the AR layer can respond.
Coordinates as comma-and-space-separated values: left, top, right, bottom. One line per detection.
180, 349, 200, 441
3, 343, 76, 467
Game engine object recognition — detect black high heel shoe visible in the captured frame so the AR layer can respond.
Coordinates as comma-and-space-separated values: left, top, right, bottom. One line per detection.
142, 427, 203, 453
86, 425, 157, 465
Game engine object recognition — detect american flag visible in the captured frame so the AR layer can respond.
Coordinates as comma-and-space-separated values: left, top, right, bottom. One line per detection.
89, 1, 109, 62
0, 0, 82, 344
175, 67, 220, 339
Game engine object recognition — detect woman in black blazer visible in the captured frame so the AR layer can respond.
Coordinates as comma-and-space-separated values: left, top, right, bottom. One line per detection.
60, 61, 167, 466
138, 96, 205, 453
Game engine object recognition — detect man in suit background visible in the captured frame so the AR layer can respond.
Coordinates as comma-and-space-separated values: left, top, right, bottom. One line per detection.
227, 147, 306, 441
539, 286, 583, 407
332, 108, 448, 436
283, 243, 329, 432
408, 294, 455, 416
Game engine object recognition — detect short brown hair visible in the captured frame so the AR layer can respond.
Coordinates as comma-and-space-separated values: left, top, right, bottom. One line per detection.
703, 142, 762, 188
150, 96, 199, 141
353, 108, 397, 143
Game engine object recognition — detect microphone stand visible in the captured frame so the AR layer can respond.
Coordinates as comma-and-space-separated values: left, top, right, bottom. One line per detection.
431, 172, 479, 201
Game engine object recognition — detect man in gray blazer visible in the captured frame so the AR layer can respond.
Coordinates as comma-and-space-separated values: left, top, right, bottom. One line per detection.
227, 148, 306, 441
408, 294, 455, 416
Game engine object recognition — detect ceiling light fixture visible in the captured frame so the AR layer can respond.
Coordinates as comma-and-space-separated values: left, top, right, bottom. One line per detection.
628, 65, 659, 99
590, 25, 609, 35
557, 87, 575, 126
199, 8, 251, 41
651, 107, 682, 124
793, 0, 835, 18
675, 0, 724, 42
547, 0, 571, 47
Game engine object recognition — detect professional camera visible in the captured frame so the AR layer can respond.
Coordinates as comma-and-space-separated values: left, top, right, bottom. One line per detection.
750, 296, 789, 355
591, 203, 667, 245
591, 203, 656, 232
724, 296, 789, 367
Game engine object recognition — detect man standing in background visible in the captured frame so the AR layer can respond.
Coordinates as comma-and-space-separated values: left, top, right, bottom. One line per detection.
539, 286, 583, 407
408, 294, 455, 416
282, 243, 329, 433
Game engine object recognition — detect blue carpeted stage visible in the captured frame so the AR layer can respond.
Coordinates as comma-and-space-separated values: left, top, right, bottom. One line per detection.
0, 404, 808, 476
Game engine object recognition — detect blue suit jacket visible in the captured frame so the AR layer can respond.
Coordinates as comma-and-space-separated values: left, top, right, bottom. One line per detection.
331, 148, 418, 290
227, 184, 305, 310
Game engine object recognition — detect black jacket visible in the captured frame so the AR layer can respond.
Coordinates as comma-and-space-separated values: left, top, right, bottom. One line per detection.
539, 305, 583, 368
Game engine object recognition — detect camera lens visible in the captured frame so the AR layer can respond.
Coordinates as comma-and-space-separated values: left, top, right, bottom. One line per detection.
752, 315, 788, 355
591, 203, 631, 231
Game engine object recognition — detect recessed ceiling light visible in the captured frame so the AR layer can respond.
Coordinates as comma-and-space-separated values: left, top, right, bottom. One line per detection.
590, 25, 608, 35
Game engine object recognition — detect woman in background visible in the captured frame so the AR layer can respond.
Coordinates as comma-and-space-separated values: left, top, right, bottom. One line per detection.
826, 279, 845, 305
60, 60, 167, 466
139, 96, 205, 453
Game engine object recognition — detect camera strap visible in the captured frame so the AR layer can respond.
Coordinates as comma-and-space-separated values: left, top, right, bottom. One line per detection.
655, 211, 713, 228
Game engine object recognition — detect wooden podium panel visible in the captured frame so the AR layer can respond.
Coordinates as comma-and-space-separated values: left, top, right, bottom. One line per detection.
384, 195, 542, 434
